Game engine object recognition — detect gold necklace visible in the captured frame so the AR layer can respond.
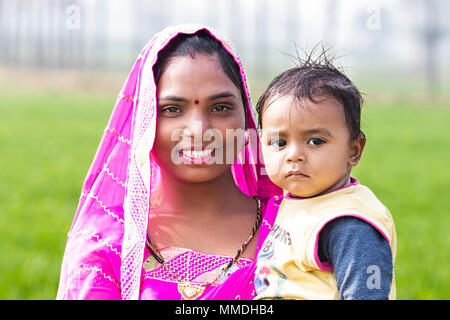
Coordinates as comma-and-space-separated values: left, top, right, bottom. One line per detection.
146, 196, 262, 300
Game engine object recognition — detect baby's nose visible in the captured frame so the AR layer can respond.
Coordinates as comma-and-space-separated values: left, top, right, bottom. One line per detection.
286, 145, 306, 163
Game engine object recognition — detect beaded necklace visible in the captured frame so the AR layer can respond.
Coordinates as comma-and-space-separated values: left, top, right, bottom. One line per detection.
146, 196, 262, 300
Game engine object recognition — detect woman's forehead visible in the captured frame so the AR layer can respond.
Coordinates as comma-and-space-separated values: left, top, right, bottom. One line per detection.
157, 54, 240, 97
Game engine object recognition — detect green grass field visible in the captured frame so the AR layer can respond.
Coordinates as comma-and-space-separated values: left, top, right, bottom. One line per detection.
0, 87, 449, 299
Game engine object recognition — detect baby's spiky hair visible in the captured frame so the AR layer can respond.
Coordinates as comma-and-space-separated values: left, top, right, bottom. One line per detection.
256, 44, 364, 140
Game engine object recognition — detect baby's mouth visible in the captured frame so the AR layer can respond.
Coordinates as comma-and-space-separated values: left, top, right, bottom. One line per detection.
286, 170, 309, 178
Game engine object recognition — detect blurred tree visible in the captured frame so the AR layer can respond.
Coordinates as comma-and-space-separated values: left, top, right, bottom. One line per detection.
70, 0, 85, 69
424, 0, 442, 97
323, 0, 339, 47
11, 0, 20, 66
133, 0, 157, 55
34, 1, 45, 68
227, 0, 242, 51
92, 0, 107, 69
285, 0, 300, 51
0, 0, 11, 65
57, 0, 67, 68
254, 0, 268, 77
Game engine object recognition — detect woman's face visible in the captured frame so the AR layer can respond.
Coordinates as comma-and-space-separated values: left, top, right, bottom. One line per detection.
151, 53, 246, 183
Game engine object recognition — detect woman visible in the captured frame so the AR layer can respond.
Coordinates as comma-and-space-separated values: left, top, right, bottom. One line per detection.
56, 24, 282, 300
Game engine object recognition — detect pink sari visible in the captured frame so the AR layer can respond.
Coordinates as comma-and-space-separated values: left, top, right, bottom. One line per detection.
56, 24, 282, 300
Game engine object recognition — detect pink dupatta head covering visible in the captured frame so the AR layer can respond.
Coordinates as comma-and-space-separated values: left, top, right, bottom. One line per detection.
57, 24, 282, 300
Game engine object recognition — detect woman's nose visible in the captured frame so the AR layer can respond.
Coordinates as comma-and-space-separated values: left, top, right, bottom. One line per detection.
183, 111, 211, 139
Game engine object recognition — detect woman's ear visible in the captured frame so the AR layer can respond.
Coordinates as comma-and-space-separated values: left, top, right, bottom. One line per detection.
348, 134, 366, 167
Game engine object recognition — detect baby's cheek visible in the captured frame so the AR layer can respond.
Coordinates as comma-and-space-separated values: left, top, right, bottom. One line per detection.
263, 158, 284, 185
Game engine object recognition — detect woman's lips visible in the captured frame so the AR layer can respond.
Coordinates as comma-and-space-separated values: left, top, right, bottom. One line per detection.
179, 148, 215, 163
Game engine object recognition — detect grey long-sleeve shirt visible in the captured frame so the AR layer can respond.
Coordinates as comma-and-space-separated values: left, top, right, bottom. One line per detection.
318, 216, 394, 299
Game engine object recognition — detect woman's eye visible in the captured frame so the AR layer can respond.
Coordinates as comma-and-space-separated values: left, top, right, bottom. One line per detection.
212, 104, 231, 112
161, 106, 181, 114
270, 139, 287, 148
307, 138, 325, 146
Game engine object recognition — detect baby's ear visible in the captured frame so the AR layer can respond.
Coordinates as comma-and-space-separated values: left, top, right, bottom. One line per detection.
348, 134, 366, 166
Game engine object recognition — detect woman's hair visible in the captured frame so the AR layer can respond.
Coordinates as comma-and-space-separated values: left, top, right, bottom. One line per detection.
153, 30, 249, 123
256, 48, 364, 141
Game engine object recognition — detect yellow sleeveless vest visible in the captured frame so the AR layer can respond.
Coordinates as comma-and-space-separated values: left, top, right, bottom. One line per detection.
255, 181, 397, 300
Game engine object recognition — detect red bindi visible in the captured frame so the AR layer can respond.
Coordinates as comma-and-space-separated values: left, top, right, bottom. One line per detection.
194, 99, 200, 105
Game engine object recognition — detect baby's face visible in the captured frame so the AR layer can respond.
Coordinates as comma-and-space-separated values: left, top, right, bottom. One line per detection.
261, 95, 363, 198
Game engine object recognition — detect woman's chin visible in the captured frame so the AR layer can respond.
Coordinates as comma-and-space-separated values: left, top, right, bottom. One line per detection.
171, 164, 232, 184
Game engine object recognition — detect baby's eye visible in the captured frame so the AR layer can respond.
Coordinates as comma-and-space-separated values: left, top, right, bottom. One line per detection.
307, 138, 326, 146
211, 104, 231, 112
270, 139, 287, 148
